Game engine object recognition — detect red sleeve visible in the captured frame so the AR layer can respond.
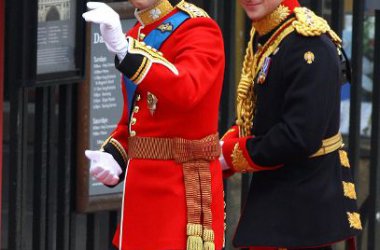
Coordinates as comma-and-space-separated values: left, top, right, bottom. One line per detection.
115, 17, 225, 112
222, 136, 283, 173
109, 77, 129, 151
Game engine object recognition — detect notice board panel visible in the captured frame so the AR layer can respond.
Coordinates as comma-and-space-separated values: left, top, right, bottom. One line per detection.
35, 0, 89, 84
77, 2, 135, 212
37, 0, 77, 75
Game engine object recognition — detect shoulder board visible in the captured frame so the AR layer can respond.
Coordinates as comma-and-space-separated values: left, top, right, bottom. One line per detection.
293, 7, 342, 46
177, 1, 209, 18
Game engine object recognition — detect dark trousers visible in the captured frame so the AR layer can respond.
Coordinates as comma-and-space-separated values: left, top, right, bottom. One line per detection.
289, 247, 333, 250
248, 247, 333, 250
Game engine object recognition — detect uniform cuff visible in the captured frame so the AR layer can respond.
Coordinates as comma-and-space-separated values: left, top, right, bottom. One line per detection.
222, 136, 282, 173
102, 138, 128, 183
115, 37, 178, 84
221, 125, 239, 141
115, 47, 148, 84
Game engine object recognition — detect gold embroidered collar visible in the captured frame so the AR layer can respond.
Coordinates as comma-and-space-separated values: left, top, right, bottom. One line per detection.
135, 0, 176, 26
253, 4, 291, 36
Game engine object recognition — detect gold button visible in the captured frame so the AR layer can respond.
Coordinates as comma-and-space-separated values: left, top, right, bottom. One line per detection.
136, 95, 141, 101
131, 118, 137, 125
133, 106, 140, 113
130, 131, 136, 137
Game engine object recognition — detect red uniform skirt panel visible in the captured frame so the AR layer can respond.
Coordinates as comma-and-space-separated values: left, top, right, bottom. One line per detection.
112, 159, 225, 250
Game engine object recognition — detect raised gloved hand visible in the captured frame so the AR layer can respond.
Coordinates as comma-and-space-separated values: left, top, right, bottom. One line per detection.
82, 2, 128, 59
85, 150, 122, 186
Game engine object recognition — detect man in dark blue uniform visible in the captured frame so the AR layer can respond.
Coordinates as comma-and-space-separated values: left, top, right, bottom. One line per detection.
220, 0, 362, 249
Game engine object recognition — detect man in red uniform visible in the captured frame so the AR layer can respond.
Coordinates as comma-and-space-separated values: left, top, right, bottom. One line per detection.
220, 0, 362, 249
83, 1, 225, 249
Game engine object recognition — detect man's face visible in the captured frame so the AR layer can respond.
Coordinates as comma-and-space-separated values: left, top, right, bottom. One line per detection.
239, 0, 283, 21
129, 0, 158, 9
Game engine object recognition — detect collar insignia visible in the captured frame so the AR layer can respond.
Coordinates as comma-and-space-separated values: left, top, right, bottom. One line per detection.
253, 4, 291, 35
149, 8, 162, 20
135, 0, 174, 26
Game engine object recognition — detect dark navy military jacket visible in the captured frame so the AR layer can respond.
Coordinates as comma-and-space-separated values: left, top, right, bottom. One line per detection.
233, 26, 362, 249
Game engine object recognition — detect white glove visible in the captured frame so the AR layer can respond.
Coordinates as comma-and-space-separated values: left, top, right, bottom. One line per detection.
85, 150, 123, 186
219, 141, 230, 170
82, 2, 128, 60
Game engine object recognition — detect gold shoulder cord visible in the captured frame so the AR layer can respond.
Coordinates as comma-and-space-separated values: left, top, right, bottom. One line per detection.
236, 27, 256, 137
293, 7, 342, 47
177, 1, 210, 18
236, 7, 345, 137
236, 19, 295, 137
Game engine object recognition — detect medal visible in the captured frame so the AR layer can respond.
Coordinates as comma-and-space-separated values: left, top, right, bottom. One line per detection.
147, 92, 158, 116
257, 57, 272, 84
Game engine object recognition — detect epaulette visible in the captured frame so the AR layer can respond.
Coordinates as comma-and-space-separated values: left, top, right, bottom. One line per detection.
125, 37, 179, 84
293, 7, 342, 46
177, 1, 209, 18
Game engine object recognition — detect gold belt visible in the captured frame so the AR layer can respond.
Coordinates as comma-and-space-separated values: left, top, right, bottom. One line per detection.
128, 133, 220, 162
128, 134, 220, 250
310, 132, 343, 158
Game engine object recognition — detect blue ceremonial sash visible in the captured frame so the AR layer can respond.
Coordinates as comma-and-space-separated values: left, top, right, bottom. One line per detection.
123, 11, 190, 117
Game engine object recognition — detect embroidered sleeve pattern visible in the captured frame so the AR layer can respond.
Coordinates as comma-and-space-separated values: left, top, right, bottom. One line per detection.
177, 1, 209, 18
222, 136, 283, 173
116, 37, 179, 84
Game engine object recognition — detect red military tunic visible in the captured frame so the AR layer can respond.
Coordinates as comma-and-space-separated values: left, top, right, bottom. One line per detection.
100, 1, 225, 249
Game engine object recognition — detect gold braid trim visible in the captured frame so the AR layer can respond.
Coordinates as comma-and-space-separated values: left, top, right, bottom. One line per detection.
100, 136, 112, 151
130, 57, 149, 82
177, 1, 209, 18
127, 37, 179, 83
203, 229, 215, 250
109, 139, 128, 165
339, 150, 351, 168
236, 27, 256, 137
347, 212, 363, 230
342, 181, 357, 200
221, 127, 237, 140
187, 223, 203, 250
134, 0, 175, 26
253, 4, 290, 35
293, 7, 342, 46
231, 142, 254, 172
100, 137, 128, 165
236, 19, 295, 136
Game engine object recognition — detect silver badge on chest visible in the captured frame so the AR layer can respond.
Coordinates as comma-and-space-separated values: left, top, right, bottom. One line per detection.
147, 92, 158, 116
